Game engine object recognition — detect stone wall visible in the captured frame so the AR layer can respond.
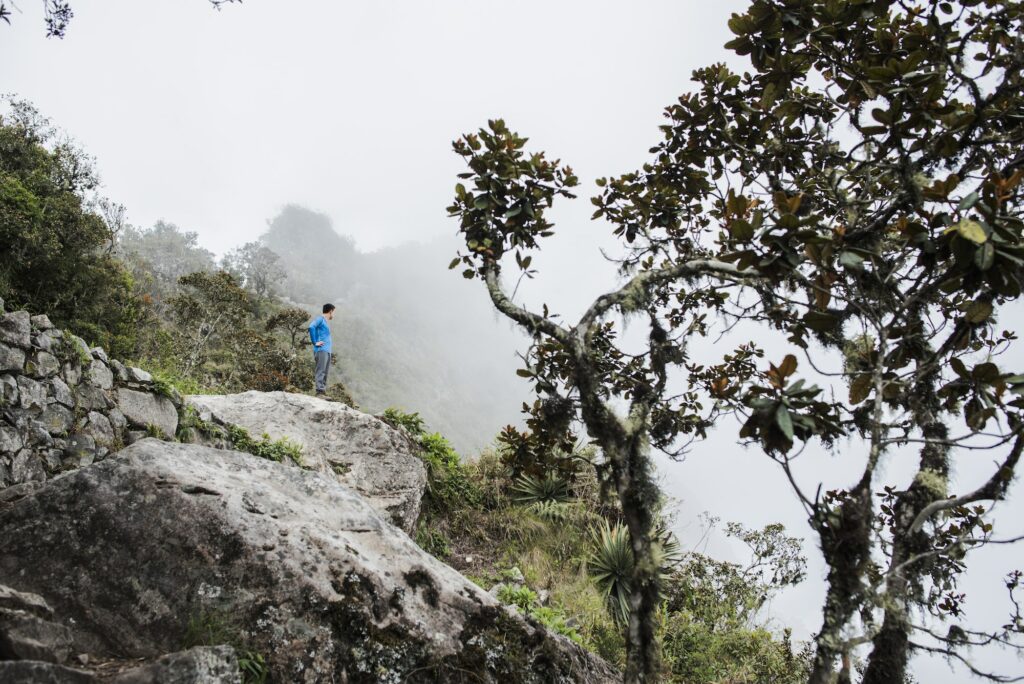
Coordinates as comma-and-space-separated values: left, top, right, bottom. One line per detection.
0, 298, 180, 488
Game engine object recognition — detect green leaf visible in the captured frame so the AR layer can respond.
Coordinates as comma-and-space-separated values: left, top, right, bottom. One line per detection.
730, 219, 754, 242
839, 251, 864, 271
775, 405, 794, 440
849, 374, 872, 404
955, 219, 988, 244
965, 299, 993, 323
448, 258, 461, 270
958, 192, 979, 211
972, 362, 1000, 384
975, 242, 995, 271
803, 310, 838, 333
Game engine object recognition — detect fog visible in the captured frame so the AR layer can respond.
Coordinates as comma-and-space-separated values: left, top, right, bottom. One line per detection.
4, 1, 1022, 681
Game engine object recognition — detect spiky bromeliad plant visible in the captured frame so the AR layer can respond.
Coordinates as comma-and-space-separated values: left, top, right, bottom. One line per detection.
512, 472, 571, 504
589, 521, 682, 628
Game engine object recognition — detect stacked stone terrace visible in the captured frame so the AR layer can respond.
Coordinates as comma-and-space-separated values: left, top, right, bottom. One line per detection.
0, 297, 180, 488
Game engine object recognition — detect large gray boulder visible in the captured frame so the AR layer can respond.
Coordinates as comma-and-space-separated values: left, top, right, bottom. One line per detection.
0, 441, 616, 683
188, 391, 427, 534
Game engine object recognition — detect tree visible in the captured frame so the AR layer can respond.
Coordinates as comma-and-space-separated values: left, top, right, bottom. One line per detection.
448, 2, 1024, 682
222, 241, 286, 317
661, 520, 810, 683
0, 99, 141, 356
0, 0, 239, 37
170, 270, 249, 377
266, 306, 313, 351
117, 221, 217, 315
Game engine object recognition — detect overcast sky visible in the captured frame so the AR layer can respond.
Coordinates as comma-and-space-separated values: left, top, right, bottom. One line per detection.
1, 0, 749, 256
3, 2, 1021, 681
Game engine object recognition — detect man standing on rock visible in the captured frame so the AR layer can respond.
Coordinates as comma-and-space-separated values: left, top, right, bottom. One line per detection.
308, 304, 335, 396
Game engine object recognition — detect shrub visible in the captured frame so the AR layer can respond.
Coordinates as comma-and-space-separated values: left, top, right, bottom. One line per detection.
381, 407, 426, 437
225, 424, 304, 467
418, 431, 479, 512
415, 525, 450, 560
324, 381, 357, 408
382, 408, 479, 514
588, 520, 682, 626
496, 584, 582, 644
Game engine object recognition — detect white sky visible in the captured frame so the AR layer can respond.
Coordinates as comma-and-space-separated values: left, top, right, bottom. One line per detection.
3, 2, 1021, 682
1, 0, 748, 255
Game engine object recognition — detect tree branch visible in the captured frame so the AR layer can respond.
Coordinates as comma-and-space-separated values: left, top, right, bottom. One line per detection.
909, 434, 1024, 534
579, 258, 760, 332
481, 261, 570, 344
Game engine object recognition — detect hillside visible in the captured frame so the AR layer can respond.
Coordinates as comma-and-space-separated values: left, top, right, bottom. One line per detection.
262, 205, 530, 456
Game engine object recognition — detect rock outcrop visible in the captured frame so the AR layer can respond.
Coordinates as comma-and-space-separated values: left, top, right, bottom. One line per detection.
187, 391, 427, 534
0, 440, 617, 683
0, 301, 180, 489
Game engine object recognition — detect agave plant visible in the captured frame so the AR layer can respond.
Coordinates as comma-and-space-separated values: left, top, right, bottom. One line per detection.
588, 520, 683, 625
512, 472, 570, 505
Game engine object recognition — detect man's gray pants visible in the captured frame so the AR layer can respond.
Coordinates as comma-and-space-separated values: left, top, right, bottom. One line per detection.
314, 350, 331, 393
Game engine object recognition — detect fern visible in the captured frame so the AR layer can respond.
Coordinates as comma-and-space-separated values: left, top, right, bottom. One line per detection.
526, 499, 573, 521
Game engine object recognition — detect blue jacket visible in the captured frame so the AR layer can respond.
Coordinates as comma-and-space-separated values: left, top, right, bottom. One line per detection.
308, 315, 332, 354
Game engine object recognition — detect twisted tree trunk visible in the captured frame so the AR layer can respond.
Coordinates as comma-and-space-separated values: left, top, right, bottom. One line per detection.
607, 441, 662, 682
808, 481, 873, 684
862, 421, 950, 684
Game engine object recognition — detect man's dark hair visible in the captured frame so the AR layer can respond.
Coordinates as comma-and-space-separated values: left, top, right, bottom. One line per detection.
322, 303, 336, 314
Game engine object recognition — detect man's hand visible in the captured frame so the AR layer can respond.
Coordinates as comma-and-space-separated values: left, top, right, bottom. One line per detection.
315, 341, 325, 347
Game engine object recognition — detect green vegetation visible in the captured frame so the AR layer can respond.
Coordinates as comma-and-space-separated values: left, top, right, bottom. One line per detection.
182, 610, 270, 684
511, 472, 570, 505
587, 521, 634, 626
225, 424, 304, 468
144, 423, 168, 440
382, 408, 478, 513
381, 407, 425, 435
147, 365, 209, 399
496, 584, 581, 644
0, 100, 141, 357
403, 408, 807, 681
237, 652, 269, 684
54, 335, 93, 369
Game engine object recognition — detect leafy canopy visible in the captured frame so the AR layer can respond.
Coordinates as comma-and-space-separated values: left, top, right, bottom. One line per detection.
449, 0, 1024, 681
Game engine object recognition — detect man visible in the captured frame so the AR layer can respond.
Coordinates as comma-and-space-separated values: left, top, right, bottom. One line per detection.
308, 303, 335, 396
